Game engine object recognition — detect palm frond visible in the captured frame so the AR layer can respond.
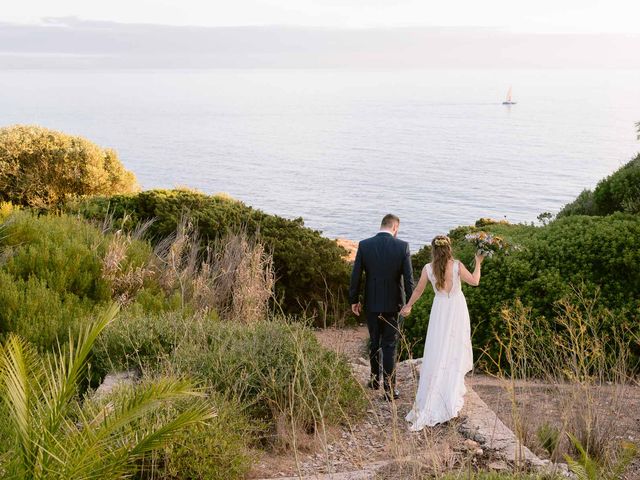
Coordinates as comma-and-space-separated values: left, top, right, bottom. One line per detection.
43, 303, 119, 433
1, 303, 212, 480
58, 378, 211, 480
609, 441, 637, 479
128, 400, 214, 456
93, 376, 203, 437
0, 334, 42, 473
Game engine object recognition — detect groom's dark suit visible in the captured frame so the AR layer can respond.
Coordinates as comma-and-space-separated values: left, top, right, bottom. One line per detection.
349, 232, 414, 388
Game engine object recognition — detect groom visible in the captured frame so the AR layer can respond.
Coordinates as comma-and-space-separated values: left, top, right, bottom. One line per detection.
349, 214, 414, 401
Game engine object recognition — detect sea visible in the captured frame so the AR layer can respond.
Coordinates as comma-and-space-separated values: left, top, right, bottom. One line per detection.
2, 68, 639, 249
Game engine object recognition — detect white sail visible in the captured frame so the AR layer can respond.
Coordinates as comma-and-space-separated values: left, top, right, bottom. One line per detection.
502, 86, 516, 105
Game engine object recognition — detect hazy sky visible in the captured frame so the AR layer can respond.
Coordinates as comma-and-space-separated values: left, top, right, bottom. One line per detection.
2, 0, 640, 33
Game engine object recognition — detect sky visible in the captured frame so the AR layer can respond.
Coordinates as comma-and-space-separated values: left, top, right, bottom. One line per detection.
2, 0, 640, 33
1, 1, 639, 69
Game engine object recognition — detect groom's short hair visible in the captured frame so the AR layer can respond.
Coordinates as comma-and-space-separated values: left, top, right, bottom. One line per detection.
381, 214, 400, 228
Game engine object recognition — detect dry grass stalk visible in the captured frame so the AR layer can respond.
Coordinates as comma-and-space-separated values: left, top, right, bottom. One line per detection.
488, 286, 636, 473
152, 216, 275, 322
100, 214, 274, 321
102, 225, 155, 305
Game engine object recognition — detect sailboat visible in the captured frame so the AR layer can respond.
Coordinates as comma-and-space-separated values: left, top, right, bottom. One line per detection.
502, 86, 517, 105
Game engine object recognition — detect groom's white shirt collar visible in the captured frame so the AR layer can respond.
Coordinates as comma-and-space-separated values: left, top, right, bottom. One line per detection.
378, 228, 394, 235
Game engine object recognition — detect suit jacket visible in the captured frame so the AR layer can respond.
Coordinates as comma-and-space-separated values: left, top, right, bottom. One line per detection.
349, 232, 414, 313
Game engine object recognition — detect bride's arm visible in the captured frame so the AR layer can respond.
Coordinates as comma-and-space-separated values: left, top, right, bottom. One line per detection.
400, 267, 429, 316
459, 255, 484, 286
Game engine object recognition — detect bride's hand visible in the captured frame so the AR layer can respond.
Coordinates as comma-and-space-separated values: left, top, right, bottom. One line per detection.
400, 304, 412, 317
475, 253, 485, 264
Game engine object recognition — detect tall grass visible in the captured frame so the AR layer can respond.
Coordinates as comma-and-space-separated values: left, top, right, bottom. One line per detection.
95, 313, 366, 447
151, 217, 275, 321
486, 286, 638, 476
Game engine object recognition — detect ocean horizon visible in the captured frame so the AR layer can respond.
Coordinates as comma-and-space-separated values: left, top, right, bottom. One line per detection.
2, 67, 639, 248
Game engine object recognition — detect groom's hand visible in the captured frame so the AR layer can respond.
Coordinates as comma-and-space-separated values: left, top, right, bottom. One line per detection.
351, 303, 362, 316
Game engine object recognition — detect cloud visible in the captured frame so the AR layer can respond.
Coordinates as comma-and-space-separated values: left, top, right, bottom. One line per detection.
1, 17, 638, 69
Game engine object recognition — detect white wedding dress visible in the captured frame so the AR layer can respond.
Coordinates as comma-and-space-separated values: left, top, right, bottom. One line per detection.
405, 260, 473, 431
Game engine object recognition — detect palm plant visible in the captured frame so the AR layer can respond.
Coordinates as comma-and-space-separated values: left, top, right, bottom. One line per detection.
565, 432, 637, 480
0, 303, 214, 480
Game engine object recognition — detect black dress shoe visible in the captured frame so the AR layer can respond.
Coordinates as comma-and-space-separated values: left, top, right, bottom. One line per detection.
384, 387, 400, 401
367, 377, 380, 390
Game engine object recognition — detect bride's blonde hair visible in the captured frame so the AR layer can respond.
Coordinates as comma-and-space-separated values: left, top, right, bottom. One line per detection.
431, 235, 452, 291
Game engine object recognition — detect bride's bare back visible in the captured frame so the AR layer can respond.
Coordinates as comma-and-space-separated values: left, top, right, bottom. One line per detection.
426, 258, 482, 295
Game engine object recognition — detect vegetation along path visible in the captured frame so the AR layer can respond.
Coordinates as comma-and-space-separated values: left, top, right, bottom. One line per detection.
253, 326, 574, 479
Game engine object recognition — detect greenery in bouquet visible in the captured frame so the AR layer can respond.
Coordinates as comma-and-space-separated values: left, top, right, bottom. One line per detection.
464, 231, 515, 257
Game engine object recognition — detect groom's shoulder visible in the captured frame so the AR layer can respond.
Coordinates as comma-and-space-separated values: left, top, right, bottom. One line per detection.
359, 235, 376, 247
393, 237, 410, 249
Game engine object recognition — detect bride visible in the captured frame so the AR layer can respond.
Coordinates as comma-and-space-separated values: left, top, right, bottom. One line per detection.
400, 235, 484, 431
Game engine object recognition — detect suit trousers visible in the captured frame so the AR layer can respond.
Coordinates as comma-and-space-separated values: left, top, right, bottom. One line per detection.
366, 311, 399, 385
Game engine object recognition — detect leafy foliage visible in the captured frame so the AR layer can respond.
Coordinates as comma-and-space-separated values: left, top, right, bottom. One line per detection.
0, 125, 138, 209
404, 214, 640, 369
150, 395, 253, 480
564, 433, 637, 480
94, 311, 367, 438
69, 189, 351, 317
0, 305, 212, 480
0, 210, 149, 350
559, 154, 640, 217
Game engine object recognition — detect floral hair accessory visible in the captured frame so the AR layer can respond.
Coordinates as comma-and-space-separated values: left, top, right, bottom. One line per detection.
433, 237, 450, 247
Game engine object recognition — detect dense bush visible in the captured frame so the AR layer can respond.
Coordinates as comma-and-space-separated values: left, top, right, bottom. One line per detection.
404, 214, 640, 369
0, 306, 212, 480
557, 189, 597, 216
592, 154, 640, 215
0, 125, 138, 209
152, 395, 253, 480
94, 311, 367, 439
0, 210, 150, 350
88, 384, 253, 480
559, 154, 640, 217
69, 189, 351, 318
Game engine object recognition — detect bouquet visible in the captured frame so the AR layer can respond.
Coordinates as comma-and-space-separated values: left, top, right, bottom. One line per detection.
464, 231, 514, 257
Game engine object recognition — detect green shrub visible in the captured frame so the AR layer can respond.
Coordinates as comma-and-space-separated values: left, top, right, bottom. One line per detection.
559, 154, 640, 217
592, 154, 640, 215
0, 271, 98, 350
0, 305, 212, 480
91, 309, 216, 377
174, 319, 366, 430
1, 211, 111, 300
143, 394, 254, 480
404, 214, 640, 369
69, 189, 351, 318
95, 311, 367, 440
557, 189, 597, 217
0, 210, 155, 350
0, 125, 138, 209
87, 382, 253, 480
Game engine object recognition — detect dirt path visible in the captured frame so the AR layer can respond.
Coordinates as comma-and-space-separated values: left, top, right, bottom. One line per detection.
251, 324, 640, 479
250, 326, 495, 479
